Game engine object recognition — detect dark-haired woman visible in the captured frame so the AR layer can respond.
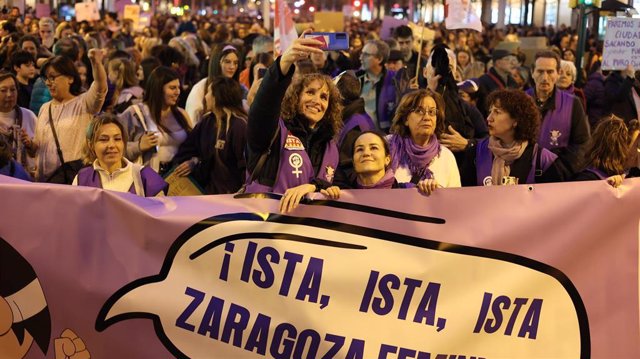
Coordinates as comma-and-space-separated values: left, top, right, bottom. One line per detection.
119, 66, 191, 175
33, 49, 107, 182
186, 44, 246, 125
245, 33, 342, 213
460, 89, 565, 186
0, 71, 37, 175
171, 77, 248, 194
573, 116, 639, 187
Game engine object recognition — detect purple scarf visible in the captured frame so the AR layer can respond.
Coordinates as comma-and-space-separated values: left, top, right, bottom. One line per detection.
356, 168, 396, 189
389, 134, 441, 180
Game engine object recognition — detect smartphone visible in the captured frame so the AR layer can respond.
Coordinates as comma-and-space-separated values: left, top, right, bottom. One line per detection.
257, 68, 267, 79
303, 32, 349, 51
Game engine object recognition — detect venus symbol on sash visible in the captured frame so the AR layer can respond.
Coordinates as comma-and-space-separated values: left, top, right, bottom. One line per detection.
289, 153, 303, 178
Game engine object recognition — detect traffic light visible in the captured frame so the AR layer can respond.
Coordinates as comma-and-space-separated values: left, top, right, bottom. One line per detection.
569, 0, 601, 8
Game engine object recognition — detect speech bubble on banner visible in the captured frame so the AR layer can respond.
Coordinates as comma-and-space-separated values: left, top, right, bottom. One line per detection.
97, 212, 589, 359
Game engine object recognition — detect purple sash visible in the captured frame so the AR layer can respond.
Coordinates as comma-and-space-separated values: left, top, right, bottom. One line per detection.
337, 113, 375, 148
526, 88, 574, 150
244, 120, 339, 194
77, 166, 167, 197
475, 138, 558, 185
377, 70, 397, 130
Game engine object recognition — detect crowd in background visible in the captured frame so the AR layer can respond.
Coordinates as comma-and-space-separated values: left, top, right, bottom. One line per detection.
0, 5, 638, 211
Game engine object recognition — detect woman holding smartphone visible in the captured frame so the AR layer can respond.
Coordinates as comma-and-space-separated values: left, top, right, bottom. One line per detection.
244, 31, 342, 213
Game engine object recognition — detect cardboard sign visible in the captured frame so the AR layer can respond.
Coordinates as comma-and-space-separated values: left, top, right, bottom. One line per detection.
123, 4, 141, 30
75, 2, 100, 22
313, 11, 344, 32
602, 17, 640, 70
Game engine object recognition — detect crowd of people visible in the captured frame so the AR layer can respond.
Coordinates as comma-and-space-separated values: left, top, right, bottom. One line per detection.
0, 5, 639, 211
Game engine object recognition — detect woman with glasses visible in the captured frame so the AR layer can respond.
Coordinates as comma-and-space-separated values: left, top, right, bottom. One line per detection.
32, 49, 108, 183
119, 66, 191, 176
460, 89, 565, 186
387, 89, 461, 195
186, 44, 247, 126
573, 116, 639, 188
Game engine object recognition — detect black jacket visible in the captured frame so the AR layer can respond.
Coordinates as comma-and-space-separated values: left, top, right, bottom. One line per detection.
246, 58, 335, 189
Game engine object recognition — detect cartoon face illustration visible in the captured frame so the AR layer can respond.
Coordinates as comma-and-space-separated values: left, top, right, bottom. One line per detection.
0, 237, 51, 359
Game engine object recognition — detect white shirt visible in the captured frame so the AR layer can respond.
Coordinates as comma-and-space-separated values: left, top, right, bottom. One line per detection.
393, 145, 462, 188
72, 158, 164, 197
185, 78, 207, 127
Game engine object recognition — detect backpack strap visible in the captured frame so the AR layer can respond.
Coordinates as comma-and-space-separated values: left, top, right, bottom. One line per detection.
534, 143, 543, 178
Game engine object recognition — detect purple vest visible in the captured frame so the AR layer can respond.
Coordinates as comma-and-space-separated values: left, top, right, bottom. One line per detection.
337, 112, 376, 148
377, 70, 398, 130
245, 119, 339, 194
475, 138, 558, 186
77, 165, 167, 197
585, 167, 609, 180
526, 88, 574, 150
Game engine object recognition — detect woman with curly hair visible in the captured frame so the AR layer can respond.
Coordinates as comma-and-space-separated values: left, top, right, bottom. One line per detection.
387, 89, 461, 195
460, 89, 566, 186
573, 116, 639, 187
244, 32, 342, 213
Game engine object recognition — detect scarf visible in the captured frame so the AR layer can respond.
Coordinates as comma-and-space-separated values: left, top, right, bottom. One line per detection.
356, 168, 396, 189
389, 134, 441, 181
487, 136, 528, 185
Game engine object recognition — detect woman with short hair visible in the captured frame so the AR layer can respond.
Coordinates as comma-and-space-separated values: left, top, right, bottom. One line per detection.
387, 89, 461, 195
32, 49, 108, 183
74, 114, 167, 196
460, 89, 566, 186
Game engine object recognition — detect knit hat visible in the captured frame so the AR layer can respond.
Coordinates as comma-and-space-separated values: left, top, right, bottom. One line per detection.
388, 50, 403, 62
492, 49, 514, 62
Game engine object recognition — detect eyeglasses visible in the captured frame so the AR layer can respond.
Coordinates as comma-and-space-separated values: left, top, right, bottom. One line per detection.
412, 107, 437, 117
44, 73, 63, 83
361, 52, 377, 58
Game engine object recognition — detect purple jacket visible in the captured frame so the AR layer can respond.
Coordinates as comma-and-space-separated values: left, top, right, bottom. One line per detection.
475, 138, 558, 185
244, 119, 339, 194
77, 165, 167, 197
526, 88, 574, 150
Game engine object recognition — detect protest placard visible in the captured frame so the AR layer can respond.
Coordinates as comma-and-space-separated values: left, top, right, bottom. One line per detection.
75, 2, 100, 22
313, 12, 344, 32
602, 17, 640, 70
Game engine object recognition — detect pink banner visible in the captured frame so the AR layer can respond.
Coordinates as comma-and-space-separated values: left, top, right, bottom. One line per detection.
0, 176, 639, 358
